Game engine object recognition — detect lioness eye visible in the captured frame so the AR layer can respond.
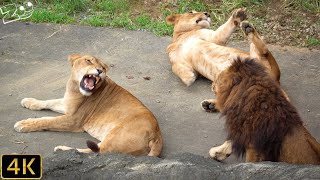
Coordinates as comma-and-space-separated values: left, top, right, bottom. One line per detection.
188, 11, 193, 14
86, 59, 92, 64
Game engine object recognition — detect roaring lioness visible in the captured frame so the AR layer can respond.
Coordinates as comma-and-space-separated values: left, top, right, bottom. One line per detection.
14, 54, 163, 156
166, 8, 280, 87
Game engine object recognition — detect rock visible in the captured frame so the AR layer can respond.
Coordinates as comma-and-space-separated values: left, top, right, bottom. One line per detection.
43, 151, 320, 180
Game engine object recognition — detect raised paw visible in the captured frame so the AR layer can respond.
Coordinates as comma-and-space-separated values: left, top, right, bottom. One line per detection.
14, 119, 36, 132
241, 21, 256, 36
54, 146, 73, 152
232, 8, 247, 26
201, 99, 218, 113
21, 98, 42, 110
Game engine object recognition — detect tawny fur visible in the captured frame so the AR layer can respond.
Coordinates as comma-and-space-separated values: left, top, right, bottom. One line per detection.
213, 58, 320, 164
166, 8, 280, 87
14, 54, 163, 157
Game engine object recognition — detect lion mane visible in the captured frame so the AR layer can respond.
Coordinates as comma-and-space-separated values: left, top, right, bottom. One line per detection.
216, 59, 306, 162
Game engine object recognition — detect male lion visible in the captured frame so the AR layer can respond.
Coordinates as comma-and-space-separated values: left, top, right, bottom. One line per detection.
209, 58, 320, 164
14, 54, 163, 156
166, 8, 280, 87
167, 8, 287, 161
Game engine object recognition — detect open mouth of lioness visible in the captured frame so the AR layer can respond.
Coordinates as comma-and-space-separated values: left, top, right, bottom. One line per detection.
80, 74, 101, 92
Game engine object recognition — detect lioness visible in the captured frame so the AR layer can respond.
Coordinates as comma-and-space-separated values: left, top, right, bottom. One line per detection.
210, 58, 320, 164
14, 54, 163, 156
166, 8, 280, 87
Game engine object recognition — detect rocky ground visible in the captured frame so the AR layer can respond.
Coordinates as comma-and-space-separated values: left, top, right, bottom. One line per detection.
44, 150, 320, 180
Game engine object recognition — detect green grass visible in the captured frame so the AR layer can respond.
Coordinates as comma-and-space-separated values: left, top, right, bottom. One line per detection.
81, 15, 107, 27
31, 8, 75, 23
0, 0, 319, 48
284, 0, 320, 13
306, 36, 320, 46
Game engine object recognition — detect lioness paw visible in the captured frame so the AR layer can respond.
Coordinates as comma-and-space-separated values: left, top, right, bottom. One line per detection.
21, 98, 41, 110
54, 146, 73, 152
241, 21, 256, 36
201, 99, 218, 113
14, 119, 34, 132
232, 8, 247, 26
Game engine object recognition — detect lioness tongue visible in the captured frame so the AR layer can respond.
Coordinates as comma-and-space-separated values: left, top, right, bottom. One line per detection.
84, 77, 95, 90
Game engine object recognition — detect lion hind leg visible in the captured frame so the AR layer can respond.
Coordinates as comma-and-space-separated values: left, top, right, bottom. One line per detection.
21, 98, 65, 114
172, 63, 197, 86
240, 21, 268, 57
241, 21, 281, 82
147, 137, 163, 157
209, 140, 232, 161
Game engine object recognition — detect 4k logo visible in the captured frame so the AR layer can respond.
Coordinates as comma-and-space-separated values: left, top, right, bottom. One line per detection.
1, 155, 42, 179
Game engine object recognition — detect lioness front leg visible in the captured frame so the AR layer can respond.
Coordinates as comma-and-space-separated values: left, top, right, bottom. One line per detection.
209, 140, 233, 161
209, 8, 247, 45
21, 98, 65, 114
201, 99, 219, 113
14, 116, 83, 133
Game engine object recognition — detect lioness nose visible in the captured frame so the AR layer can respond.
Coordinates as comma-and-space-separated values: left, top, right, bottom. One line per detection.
204, 12, 210, 17
97, 69, 103, 74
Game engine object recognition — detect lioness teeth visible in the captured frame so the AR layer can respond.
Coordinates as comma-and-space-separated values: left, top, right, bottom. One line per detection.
95, 77, 99, 84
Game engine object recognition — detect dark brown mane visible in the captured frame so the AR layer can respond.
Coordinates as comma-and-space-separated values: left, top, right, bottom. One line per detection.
219, 58, 303, 161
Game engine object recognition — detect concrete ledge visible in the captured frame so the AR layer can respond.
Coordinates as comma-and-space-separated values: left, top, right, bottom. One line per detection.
43, 150, 320, 180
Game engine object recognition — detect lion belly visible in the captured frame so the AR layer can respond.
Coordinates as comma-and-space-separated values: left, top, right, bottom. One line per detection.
83, 120, 115, 141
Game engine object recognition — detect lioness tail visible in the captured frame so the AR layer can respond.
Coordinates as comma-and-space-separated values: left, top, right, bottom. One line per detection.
86, 140, 100, 153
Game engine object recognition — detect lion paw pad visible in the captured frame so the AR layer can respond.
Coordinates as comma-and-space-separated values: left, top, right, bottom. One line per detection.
201, 100, 218, 113
241, 21, 255, 35
233, 8, 247, 26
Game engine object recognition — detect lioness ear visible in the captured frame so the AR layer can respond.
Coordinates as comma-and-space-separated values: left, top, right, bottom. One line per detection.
68, 54, 82, 67
166, 14, 180, 25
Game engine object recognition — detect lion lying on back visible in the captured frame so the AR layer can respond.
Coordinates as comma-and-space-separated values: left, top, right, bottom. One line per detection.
14, 54, 163, 156
209, 58, 320, 164
166, 8, 280, 87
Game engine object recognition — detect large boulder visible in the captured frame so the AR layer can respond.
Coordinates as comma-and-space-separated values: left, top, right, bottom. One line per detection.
43, 150, 320, 180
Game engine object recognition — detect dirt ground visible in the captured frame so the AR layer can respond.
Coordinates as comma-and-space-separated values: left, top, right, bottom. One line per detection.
0, 22, 319, 164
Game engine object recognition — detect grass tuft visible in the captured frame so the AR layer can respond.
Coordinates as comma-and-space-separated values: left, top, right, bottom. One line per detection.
306, 36, 320, 46
31, 8, 75, 23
